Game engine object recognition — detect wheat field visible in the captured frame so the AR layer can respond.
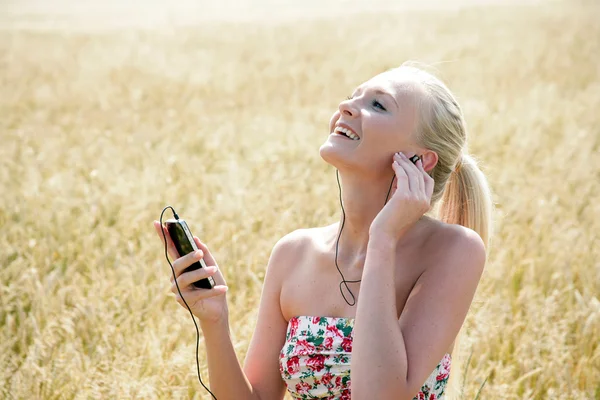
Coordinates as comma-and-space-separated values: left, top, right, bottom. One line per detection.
1, 0, 599, 399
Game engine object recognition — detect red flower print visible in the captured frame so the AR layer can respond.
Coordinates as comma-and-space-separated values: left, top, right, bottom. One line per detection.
326, 324, 343, 338
307, 354, 326, 372
278, 317, 460, 400
321, 372, 333, 386
295, 381, 312, 394
437, 354, 451, 380
289, 317, 299, 338
341, 337, 352, 353
286, 356, 300, 375
295, 339, 316, 355
436, 370, 449, 381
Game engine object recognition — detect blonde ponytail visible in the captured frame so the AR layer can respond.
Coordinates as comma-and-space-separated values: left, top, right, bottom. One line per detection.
439, 153, 494, 249
391, 63, 495, 399
392, 63, 495, 249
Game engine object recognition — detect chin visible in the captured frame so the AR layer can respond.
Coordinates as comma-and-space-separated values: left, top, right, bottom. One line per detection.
319, 137, 356, 170
320, 138, 390, 178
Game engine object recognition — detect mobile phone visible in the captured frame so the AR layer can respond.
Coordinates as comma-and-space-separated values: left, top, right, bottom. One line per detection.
165, 218, 215, 289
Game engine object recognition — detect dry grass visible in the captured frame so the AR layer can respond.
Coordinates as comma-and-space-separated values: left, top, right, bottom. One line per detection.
1, 1, 599, 399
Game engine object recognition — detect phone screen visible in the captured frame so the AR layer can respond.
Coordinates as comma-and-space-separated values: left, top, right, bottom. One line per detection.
168, 222, 194, 256
165, 220, 213, 289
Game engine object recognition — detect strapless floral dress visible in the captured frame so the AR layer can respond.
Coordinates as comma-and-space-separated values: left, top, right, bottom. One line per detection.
279, 316, 451, 400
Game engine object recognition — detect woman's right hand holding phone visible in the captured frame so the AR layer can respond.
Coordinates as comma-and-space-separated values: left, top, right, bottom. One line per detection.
153, 221, 229, 325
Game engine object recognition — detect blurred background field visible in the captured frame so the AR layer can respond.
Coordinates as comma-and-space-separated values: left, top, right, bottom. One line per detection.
1, 0, 599, 399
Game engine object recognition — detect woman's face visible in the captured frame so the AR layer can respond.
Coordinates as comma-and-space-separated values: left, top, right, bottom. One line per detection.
320, 70, 425, 175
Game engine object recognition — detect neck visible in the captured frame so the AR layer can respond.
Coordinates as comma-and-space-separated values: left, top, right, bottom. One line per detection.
334, 168, 396, 265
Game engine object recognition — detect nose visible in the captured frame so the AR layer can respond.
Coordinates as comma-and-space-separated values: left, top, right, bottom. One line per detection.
339, 98, 358, 118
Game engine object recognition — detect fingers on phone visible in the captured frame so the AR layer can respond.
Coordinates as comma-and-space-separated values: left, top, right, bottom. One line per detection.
173, 285, 228, 306
193, 236, 206, 251
193, 236, 219, 266
174, 285, 227, 305
172, 250, 203, 276
171, 265, 217, 292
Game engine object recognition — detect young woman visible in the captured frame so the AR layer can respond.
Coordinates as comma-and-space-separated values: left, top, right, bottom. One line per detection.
153, 64, 493, 400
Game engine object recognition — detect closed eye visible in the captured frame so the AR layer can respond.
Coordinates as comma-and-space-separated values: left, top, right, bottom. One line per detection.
373, 100, 386, 111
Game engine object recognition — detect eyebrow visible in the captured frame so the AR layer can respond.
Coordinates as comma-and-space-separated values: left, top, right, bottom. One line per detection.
352, 87, 399, 109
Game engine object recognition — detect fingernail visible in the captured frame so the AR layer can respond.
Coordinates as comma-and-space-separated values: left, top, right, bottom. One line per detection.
195, 250, 202, 258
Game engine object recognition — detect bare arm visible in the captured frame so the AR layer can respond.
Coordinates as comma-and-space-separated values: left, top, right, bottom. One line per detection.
200, 318, 258, 399
351, 227, 486, 400
243, 232, 301, 400
199, 232, 298, 400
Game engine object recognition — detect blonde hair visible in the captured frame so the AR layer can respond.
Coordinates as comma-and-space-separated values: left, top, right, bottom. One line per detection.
393, 63, 494, 249
392, 63, 495, 398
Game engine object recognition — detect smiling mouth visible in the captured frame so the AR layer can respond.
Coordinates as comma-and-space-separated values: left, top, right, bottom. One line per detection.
333, 126, 360, 141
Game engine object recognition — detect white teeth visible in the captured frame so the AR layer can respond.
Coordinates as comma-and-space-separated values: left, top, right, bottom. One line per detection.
334, 126, 359, 141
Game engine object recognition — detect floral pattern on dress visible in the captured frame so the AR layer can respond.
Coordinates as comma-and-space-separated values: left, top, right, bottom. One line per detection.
279, 316, 451, 400
413, 352, 452, 400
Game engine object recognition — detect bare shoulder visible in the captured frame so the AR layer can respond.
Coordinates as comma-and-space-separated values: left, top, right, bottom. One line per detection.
268, 226, 328, 273
423, 219, 487, 276
271, 226, 325, 254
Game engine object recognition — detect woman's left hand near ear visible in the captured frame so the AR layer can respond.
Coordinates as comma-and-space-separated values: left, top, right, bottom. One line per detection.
369, 152, 435, 240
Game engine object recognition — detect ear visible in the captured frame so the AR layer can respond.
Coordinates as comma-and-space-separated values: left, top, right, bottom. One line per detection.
420, 150, 438, 172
